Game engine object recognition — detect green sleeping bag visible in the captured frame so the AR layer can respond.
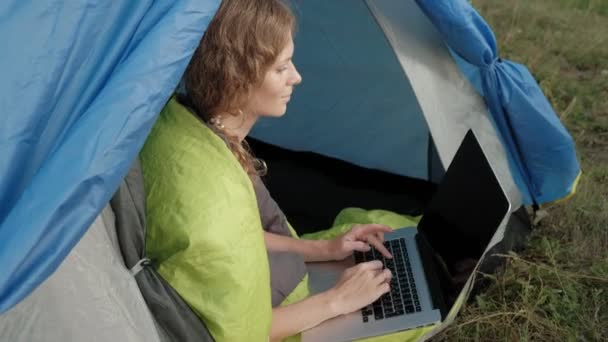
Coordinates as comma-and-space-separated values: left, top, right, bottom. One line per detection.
141, 98, 272, 341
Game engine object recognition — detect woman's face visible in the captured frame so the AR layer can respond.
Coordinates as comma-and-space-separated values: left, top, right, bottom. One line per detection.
245, 37, 302, 117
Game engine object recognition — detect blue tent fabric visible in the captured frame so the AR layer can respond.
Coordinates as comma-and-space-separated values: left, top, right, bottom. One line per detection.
0, 0, 220, 313
415, 0, 580, 205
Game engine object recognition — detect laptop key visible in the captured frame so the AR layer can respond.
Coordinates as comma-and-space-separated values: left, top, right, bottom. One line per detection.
381, 298, 392, 308
354, 251, 364, 263
373, 303, 383, 318
363, 316, 369, 323
385, 311, 402, 318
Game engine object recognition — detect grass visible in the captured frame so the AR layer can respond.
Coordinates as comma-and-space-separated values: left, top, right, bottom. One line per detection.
432, 0, 608, 341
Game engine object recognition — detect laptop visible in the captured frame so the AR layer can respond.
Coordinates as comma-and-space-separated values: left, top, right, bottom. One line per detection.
302, 130, 511, 341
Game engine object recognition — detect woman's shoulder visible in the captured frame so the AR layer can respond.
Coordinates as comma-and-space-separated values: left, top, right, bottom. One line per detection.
139, 97, 253, 196
142, 98, 236, 162
140, 96, 260, 225
152, 98, 219, 145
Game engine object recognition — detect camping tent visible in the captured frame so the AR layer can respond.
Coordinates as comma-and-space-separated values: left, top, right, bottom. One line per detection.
0, 0, 579, 341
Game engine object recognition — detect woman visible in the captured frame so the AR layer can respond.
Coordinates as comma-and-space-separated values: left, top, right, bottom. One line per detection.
175, 0, 394, 340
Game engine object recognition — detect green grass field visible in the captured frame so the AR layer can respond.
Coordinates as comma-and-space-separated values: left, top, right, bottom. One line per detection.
433, 0, 608, 341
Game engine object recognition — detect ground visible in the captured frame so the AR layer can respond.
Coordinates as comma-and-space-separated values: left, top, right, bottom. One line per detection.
433, 0, 608, 341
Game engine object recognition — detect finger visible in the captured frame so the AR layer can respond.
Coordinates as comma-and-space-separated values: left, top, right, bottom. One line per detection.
382, 268, 392, 283
348, 241, 371, 252
373, 268, 392, 285
367, 235, 393, 259
378, 283, 390, 296
353, 224, 393, 239
358, 260, 383, 271
375, 232, 384, 243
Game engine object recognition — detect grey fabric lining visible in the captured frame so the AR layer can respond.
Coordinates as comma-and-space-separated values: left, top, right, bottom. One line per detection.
111, 159, 214, 342
253, 176, 308, 307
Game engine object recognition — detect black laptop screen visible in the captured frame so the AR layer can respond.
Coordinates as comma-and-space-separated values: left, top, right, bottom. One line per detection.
417, 130, 511, 273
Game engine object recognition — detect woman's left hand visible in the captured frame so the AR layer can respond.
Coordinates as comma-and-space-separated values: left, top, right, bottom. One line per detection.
326, 224, 393, 261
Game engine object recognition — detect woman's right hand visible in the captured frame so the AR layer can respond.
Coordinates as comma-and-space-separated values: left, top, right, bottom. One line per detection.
328, 260, 392, 316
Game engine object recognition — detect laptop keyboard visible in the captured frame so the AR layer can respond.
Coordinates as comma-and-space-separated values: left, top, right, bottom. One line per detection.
354, 238, 422, 322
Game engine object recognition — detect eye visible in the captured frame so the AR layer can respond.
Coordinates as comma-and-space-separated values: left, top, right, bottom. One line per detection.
276, 65, 289, 73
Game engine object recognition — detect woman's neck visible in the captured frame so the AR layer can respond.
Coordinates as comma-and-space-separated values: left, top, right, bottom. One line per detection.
219, 111, 259, 142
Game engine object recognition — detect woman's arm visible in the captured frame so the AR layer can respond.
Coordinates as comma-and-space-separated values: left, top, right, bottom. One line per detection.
264, 231, 331, 262
269, 289, 337, 341
264, 224, 393, 262
269, 260, 391, 341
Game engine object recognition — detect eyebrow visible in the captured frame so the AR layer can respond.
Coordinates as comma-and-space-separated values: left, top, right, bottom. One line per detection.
279, 56, 292, 64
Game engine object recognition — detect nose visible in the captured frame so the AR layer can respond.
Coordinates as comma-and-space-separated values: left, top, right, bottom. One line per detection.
289, 63, 302, 86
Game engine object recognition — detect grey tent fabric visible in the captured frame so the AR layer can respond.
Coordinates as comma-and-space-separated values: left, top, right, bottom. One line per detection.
110, 159, 214, 342
0, 206, 161, 342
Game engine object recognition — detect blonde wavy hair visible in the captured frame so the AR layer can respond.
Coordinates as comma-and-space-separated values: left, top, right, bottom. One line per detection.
182, 0, 296, 176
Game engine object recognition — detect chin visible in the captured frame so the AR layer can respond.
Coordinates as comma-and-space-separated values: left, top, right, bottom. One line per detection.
257, 102, 289, 118
267, 107, 288, 117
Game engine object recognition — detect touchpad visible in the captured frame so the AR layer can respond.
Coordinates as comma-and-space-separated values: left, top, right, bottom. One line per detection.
307, 256, 356, 294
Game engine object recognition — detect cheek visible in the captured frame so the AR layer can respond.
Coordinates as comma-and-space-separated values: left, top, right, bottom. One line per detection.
250, 73, 289, 114
262, 74, 286, 98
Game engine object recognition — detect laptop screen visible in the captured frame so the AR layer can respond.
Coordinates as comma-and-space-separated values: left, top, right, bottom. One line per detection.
417, 130, 510, 278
